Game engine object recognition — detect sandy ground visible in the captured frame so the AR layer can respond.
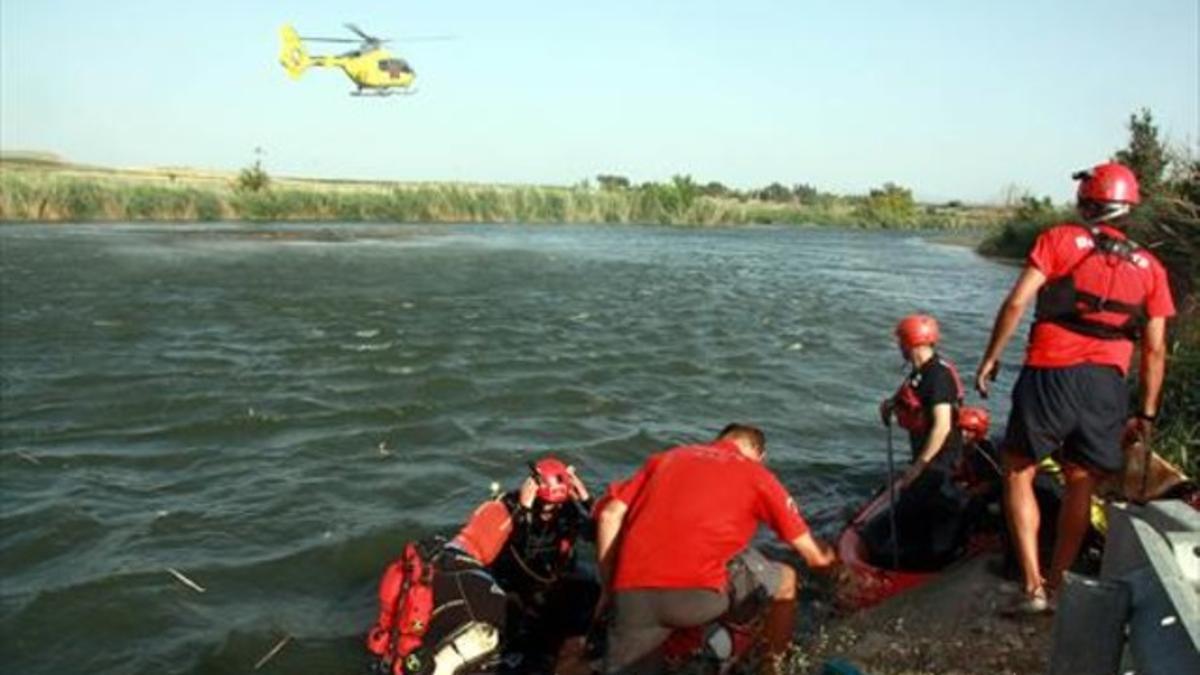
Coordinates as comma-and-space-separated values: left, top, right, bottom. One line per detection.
789, 554, 1055, 675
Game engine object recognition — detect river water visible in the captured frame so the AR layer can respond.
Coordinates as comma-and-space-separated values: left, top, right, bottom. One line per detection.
0, 223, 1021, 674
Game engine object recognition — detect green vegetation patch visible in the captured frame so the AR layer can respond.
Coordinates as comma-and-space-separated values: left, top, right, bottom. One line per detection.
1, 160, 1007, 230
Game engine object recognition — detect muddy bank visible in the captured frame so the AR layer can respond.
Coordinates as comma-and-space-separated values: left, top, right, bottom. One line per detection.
793, 554, 1053, 675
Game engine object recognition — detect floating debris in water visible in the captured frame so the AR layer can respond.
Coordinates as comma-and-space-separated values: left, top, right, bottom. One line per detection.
571, 312, 591, 322
355, 329, 380, 338
15, 451, 41, 465
378, 441, 390, 456
166, 567, 206, 593
347, 341, 393, 352
401, 301, 415, 310
787, 342, 804, 351
254, 635, 292, 670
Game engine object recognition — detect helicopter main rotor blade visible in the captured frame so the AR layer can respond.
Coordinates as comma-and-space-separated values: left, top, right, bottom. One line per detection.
299, 36, 363, 43
344, 23, 383, 42
394, 35, 458, 42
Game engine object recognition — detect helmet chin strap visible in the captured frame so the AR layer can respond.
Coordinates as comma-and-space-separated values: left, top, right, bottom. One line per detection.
1078, 200, 1131, 224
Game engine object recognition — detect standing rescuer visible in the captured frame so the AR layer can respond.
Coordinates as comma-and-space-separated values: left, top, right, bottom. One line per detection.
872, 314, 977, 569
882, 314, 964, 488
974, 161, 1176, 612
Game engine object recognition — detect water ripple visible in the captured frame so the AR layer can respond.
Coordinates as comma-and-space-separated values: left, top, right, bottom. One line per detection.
0, 223, 1019, 673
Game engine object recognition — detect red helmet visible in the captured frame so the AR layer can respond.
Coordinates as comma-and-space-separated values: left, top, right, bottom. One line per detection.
1075, 162, 1140, 205
958, 406, 990, 441
895, 314, 940, 351
533, 457, 572, 504
1075, 163, 1140, 223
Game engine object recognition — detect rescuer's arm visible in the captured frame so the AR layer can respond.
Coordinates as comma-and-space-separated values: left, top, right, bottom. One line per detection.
595, 497, 628, 588
1131, 317, 1168, 440
591, 497, 629, 618
790, 531, 837, 571
451, 500, 515, 566
976, 265, 1047, 396
879, 397, 895, 426
902, 402, 953, 487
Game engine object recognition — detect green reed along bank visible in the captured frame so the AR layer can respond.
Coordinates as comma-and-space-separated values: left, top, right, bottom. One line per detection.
0, 162, 1002, 230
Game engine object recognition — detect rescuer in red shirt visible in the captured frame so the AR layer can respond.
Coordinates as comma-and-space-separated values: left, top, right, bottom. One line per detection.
595, 424, 838, 674
975, 162, 1176, 613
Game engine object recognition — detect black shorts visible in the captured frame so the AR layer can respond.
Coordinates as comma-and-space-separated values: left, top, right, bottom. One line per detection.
1003, 364, 1127, 473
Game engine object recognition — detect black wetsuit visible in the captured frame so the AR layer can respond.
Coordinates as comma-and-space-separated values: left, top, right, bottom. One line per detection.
867, 358, 972, 571
489, 492, 600, 674
903, 357, 964, 468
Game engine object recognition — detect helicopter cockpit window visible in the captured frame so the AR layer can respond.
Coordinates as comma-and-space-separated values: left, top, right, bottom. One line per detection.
378, 59, 413, 74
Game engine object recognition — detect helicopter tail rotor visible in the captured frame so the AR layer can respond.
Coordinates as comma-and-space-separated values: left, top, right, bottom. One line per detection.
279, 24, 312, 79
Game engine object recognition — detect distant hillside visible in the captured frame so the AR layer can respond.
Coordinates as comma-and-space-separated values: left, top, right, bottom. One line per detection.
0, 150, 67, 165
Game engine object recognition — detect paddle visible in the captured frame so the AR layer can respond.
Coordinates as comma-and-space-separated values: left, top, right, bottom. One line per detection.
886, 421, 901, 570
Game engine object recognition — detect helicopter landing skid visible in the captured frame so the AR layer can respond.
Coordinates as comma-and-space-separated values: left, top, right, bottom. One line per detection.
350, 89, 417, 97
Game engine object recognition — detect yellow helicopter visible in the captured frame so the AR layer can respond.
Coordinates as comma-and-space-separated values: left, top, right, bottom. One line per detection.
279, 23, 441, 96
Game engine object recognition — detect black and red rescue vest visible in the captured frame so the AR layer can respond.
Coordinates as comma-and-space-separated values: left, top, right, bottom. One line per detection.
1033, 225, 1148, 342
366, 540, 439, 675
891, 356, 964, 437
490, 492, 589, 596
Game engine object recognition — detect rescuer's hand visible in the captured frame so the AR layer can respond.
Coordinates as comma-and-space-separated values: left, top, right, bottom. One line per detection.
565, 465, 590, 501
899, 461, 926, 490
518, 476, 539, 509
975, 358, 999, 398
1124, 415, 1155, 447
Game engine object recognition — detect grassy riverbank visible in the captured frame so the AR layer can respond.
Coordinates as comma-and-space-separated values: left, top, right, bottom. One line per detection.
0, 156, 1007, 229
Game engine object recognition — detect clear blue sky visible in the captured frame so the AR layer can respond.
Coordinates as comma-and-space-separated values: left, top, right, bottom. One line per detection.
1, 0, 1196, 202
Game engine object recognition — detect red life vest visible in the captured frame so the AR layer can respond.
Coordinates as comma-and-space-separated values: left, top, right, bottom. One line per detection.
1034, 225, 1149, 342
366, 541, 438, 675
891, 357, 963, 436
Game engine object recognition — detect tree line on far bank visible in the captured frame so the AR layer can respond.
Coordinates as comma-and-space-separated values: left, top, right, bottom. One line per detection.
592, 173, 936, 228
978, 108, 1196, 267
2, 158, 999, 230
